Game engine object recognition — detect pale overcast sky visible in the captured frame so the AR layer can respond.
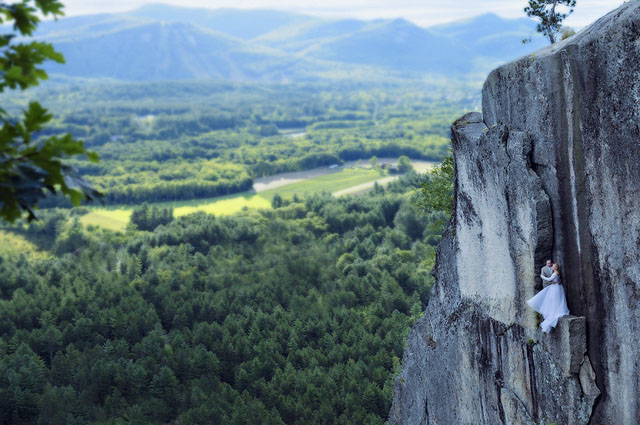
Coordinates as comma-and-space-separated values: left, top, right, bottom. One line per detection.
60, 0, 626, 27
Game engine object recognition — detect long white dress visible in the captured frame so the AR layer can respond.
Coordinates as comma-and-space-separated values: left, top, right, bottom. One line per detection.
526, 272, 570, 333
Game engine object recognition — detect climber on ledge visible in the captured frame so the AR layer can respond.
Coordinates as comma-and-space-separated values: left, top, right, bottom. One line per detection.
527, 263, 570, 333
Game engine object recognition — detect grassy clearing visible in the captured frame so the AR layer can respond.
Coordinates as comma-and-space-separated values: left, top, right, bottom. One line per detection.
0, 229, 48, 259
172, 194, 272, 217
80, 192, 272, 231
80, 209, 132, 232
261, 168, 382, 199
81, 168, 389, 231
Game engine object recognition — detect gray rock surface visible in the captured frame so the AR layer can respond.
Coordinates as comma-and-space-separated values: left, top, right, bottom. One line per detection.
389, 2, 640, 424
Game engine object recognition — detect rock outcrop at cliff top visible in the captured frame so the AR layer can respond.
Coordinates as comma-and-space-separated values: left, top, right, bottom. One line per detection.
389, 2, 640, 424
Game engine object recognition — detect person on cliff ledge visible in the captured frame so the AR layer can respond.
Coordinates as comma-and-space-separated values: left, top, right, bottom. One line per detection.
527, 263, 570, 333
540, 259, 554, 289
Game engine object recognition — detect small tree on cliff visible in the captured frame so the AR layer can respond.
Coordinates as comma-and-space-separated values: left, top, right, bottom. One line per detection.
414, 152, 454, 239
525, 0, 577, 44
415, 153, 454, 217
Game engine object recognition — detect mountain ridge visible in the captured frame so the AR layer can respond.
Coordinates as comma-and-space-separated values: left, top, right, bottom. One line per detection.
32, 4, 548, 82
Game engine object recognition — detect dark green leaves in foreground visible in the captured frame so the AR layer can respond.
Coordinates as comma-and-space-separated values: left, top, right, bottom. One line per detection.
0, 0, 100, 222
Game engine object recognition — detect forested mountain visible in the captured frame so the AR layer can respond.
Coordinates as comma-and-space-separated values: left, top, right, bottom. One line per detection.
428, 13, 548, 63
44, 22, 323, 81
31, 4, 547, 81
297, 19, 472, 74
128, 5, 314, 39
254, 18, 370, 52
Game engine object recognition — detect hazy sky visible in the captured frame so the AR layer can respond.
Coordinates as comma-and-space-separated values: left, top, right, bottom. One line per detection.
61, 0, 626, 27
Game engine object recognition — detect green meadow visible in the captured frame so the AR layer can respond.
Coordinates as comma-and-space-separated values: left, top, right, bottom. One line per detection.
0, 230, 49, 259
80, 167, 387, 231
259, 168, 383, 199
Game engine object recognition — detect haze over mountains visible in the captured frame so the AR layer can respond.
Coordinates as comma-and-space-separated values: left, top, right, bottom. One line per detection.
34, 3, 548, 82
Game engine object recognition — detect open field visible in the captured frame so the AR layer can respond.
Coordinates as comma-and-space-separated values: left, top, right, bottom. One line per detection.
333, 176, 398, 196
260, 168, 382, 199
253, 159, 434, 192
0, 229, 48, 259
79, 208, 138, 232
80, 160, 435, 232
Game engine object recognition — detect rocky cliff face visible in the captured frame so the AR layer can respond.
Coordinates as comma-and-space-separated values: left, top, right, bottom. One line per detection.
389, 2, 640, 424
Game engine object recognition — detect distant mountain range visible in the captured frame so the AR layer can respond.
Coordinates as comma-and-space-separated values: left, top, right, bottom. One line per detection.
30, 3, 548, 82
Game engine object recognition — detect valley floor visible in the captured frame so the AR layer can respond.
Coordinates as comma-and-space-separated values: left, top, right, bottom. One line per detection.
79, 159, 434, 232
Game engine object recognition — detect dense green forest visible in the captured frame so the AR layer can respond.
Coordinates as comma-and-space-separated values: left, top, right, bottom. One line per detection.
0, 172, 447, 425
5, 80, 476, 205
1, 66, 461, 423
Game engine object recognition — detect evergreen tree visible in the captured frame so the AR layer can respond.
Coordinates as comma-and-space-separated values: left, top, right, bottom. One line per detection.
397, 155, 413, 173
271, 193, 283, 209
525, 0, 577, 44
129, 203, 173, 231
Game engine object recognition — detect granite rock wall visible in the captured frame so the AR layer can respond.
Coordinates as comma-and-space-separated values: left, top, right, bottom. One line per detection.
389, 2, 640, 424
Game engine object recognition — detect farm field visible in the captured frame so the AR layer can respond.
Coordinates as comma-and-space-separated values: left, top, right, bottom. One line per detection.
79, 162, 433, 231
259, 167, 382, 199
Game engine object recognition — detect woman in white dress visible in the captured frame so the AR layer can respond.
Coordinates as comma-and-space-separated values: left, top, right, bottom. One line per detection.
527, 264, 570, 333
